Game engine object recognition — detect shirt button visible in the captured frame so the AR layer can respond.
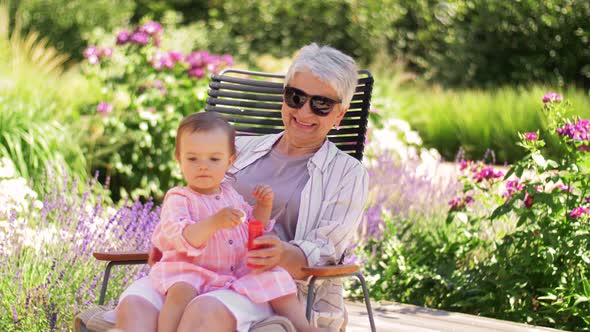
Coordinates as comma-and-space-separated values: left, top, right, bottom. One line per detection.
230, 266, 235, 272
215, 195, 220, 200
229, 239, 233, 245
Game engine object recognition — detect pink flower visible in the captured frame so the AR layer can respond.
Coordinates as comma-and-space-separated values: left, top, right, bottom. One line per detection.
130, 32, 150, 45
221, 54, 235, 66
542, 92, 563, 103
168, 51, 184, 62
83, 46, 98, 58
99, 47, 113, 58
97, 102, 113, 115
187, 67, 205, 79
116, 30, 131, 45
578, 144, 590, 152
524, 193, 535, 209
139, 21, 163, 35
459, 160, 470, 171
570, 207, 589, 219
524, 132, 537, 141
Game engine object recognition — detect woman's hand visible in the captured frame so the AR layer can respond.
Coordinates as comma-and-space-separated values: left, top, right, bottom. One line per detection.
247, 234, 284, 272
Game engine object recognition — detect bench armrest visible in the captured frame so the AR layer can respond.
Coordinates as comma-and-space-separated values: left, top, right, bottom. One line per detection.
301, 264, 359, 277
93, 250, 149, 262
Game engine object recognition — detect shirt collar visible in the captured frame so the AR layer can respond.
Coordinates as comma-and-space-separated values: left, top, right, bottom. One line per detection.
249, 131, 338, 173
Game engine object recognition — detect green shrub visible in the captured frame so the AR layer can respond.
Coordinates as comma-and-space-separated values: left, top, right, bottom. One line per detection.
384, 0, 590, 87
80, 20, 234, 202
11, 0, 135, 61
0, 4, 91, 189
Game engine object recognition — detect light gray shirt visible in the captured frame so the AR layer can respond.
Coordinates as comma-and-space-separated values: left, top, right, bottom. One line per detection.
230, 132, 369, 328
233, 148, 312, 241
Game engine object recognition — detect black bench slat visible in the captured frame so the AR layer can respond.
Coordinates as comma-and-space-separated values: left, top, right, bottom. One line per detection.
208, 90, 283, 102
206, 69, 372, 161
206, 98, 282, 110
209, 82, 283, 94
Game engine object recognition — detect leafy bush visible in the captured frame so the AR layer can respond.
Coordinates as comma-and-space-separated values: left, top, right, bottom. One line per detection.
80, 20, 234, 202
383, 0, 590, 87
355, 93, 590, 330
0, 160, 159, 332
447, 93, 590, 329
11, 0, 134, 62
0, 4, 91, 189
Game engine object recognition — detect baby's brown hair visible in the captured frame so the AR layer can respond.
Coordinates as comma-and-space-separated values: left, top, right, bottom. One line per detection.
175, 112, 236, 160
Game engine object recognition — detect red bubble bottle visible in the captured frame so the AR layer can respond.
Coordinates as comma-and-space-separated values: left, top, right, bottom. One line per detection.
247, 220, 264, 268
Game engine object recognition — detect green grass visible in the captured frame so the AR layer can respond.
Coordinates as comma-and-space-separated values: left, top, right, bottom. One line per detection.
372, 74, 590, 163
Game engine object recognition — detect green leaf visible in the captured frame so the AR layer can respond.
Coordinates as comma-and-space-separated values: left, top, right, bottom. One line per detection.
532, 151, 547, 168
516, 214, 528, 228
574, 296, 589, 306
491, 204, 511, 220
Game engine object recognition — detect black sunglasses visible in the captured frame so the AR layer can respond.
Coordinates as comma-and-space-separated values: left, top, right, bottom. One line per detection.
283, 86, 341, 116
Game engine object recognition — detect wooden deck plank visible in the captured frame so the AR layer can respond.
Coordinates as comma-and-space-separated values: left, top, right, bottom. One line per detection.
345, 301, 563, 332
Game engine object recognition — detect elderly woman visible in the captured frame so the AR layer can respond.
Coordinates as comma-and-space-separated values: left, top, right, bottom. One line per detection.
111, 43, 369, 332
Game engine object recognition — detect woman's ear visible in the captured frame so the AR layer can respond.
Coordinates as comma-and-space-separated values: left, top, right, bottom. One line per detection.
334, 107, 348, 127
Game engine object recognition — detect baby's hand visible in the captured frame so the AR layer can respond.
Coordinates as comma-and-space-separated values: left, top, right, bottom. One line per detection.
252, 184, 274, 207
212, 207, 245, 230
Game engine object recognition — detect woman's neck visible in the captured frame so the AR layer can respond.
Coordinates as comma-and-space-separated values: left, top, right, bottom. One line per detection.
275, 136, 322, 156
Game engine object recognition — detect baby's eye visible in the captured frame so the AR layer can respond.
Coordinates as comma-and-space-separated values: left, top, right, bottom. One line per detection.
211, 158, 220, 162
188, 158, 197, 161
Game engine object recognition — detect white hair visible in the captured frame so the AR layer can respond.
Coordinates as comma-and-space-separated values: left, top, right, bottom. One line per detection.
285, 43, 358, 109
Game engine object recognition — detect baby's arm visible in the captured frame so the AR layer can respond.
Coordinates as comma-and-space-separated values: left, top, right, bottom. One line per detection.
251, 184, 274, 228
183, 207, 244, 248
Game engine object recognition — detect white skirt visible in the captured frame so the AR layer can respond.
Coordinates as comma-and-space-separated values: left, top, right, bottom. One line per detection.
103, 276, 274, 332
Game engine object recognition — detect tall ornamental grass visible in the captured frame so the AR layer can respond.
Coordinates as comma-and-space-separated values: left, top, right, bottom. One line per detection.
0, 3, 97, 189
0, 158, 159, 331
373, 78, 590, 164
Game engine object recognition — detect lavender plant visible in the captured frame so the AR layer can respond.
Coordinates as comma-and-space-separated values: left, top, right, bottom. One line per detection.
0, 163, 160, 331
80, 20, 234, 202
445, 92, 590, 329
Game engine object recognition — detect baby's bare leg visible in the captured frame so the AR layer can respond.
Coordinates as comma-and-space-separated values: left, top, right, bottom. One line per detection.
270, 294, 334, 332
158, 282, 198, 332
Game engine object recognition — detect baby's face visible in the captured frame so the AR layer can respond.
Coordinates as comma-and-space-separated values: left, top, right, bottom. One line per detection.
178, 128, 235, 195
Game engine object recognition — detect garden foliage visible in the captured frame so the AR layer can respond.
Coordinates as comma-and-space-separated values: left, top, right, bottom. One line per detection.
0, 158, 159, 331
355, 93, 590, 330
80, 20, 233, 202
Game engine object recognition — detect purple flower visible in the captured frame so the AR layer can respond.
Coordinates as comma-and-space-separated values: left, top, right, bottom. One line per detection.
188, 66, 205, 79
139, 21, 163, 35
83, 46, 98, 58
578, 144, 590, 152
448, 196, 474, 211
185, 51, 210, 67
556, 119, 590, 141
542, 91, 563, 103
97, 102, 113, 115
459, 160, 470, 171
570, 207, 589, 219
83, 46, 100, 64
473, 166, 504, 183
130, 32, 150, 45
168, 51, 184, 62
524, 193, 535, 209
221, 54, 235, 66
99, 47, 113, 58
524, 132, 538, 141
116, 30, 131, 45
503, 179, 524, 200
